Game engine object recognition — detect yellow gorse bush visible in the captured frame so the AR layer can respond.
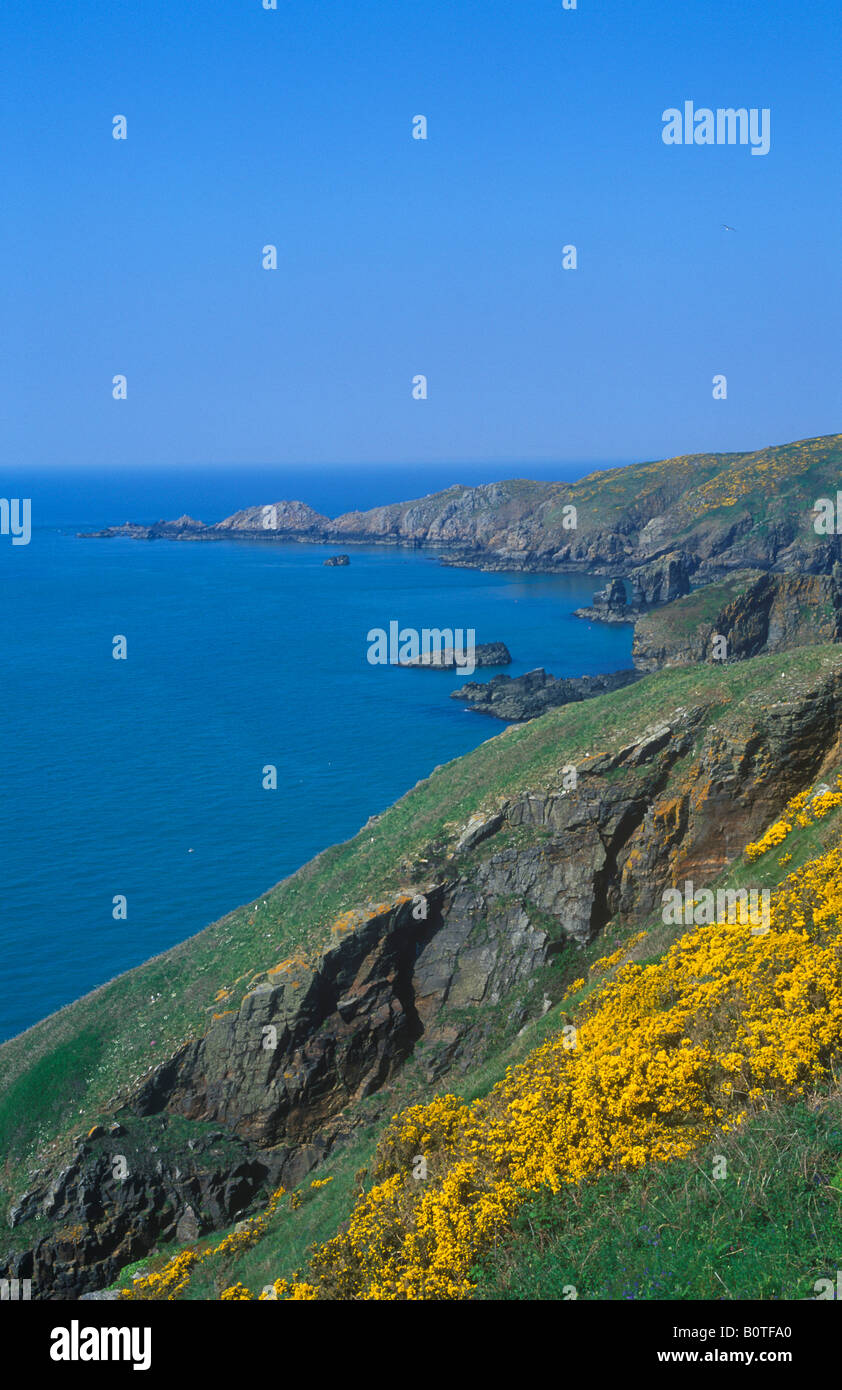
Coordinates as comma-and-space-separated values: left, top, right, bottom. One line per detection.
744, 819, 791, 860
745, 778, 842, 860
120, 1186, 287, 1300
272, 836, 842, 1299
259, 1279, 319, 1301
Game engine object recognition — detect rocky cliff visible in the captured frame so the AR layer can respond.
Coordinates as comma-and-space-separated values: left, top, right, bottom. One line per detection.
633, 572, 842, 672
7, 648, 842, 1297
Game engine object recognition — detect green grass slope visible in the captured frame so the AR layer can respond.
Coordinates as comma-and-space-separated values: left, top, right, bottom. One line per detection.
472, 1094, 842, 1301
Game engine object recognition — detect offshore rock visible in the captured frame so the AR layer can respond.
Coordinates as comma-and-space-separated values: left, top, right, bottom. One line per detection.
401, 641, 512, 669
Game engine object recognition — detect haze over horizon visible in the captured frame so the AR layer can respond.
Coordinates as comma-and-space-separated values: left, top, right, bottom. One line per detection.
2, 0, 840, 474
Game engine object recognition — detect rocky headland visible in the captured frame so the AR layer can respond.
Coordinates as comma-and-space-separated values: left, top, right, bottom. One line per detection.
80, 433, 842, 585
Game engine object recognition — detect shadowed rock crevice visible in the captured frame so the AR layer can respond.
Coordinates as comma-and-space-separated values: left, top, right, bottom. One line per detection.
589, 801, 653, 939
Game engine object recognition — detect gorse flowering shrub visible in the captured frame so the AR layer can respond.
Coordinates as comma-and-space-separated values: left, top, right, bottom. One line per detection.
122, 1249, 199, 1301
272, 836, 842, 1300
744, 819, 791, 860
120, 1187, 287, 1300
259, 1279, 319, 1301
745, 778, 842, 860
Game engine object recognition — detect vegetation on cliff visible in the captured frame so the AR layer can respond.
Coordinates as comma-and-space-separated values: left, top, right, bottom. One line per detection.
226, 822, 842, 1298
110, 787, 842, 1301
7, 539, 842, 1299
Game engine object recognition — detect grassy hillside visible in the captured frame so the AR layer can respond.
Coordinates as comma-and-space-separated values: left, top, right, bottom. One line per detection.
473, 1094, 842, 1301
4, 647, 839, 1204
106, 772, 842, 1300
7, 641, 842, 1298
325, 433, 842, 562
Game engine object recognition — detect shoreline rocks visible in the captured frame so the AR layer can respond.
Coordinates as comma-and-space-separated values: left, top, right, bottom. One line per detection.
574, 554, 693, 625
450, 666, 641, 720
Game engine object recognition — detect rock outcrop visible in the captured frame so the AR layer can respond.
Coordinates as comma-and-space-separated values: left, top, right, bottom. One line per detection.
574, 577, 637, 624
79, 516, 207, 541
575, 554, 693, 624
633, 572, 842, 672
3, 1118, 288, 1298
451, 667, 640, 720
628, 552, 693, 606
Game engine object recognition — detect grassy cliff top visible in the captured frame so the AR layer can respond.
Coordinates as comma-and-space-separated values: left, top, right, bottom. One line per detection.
322, 432, 842, 548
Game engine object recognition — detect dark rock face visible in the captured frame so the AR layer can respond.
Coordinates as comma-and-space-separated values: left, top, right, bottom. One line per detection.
601, 577, 630, 609
10, 660, 842, 1297
574, 577, 636, 624
633, 573, 842, 672
2, 1118, 287, 1299
450, 667, 641, 720
131, 896, 440, 1146
628, 552, 693, 606
323, 554, 350, 566
575, 554, 693, 624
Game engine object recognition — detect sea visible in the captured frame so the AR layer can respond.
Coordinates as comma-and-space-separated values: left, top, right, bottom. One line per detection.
0, 466, 632, 1042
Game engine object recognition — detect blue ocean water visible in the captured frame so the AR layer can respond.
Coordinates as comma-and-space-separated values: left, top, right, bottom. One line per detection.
0, 502, 631, 1043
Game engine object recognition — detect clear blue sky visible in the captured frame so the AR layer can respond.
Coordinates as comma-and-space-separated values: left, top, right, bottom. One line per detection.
2, 0, 840, 473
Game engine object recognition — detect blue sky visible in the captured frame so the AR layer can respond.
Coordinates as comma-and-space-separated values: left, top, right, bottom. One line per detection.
1, 0, 840, 474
